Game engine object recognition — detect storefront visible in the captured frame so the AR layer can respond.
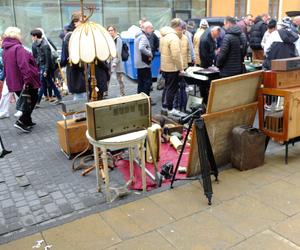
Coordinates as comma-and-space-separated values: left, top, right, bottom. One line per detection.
0, 0, 206, 47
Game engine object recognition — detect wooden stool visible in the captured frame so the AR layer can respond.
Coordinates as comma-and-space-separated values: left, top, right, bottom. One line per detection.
86, 130, 148, 202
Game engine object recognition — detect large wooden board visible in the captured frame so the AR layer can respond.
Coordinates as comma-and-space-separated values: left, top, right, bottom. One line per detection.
187, 103, 258, 177
206, 71, 262, 113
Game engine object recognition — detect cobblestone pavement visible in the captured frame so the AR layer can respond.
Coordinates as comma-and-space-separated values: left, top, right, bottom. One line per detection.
0, 75, 165, 244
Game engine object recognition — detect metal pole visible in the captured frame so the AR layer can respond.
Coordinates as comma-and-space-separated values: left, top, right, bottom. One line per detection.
10, 0, 17, 26
58, 0, 64, 30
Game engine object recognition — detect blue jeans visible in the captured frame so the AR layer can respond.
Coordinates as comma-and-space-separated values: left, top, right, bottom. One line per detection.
38, 67, 61, 103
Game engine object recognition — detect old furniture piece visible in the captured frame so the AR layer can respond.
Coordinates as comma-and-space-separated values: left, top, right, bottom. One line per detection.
86, 93, 151, 141
258, 87, 300, 163
271, 57, 300, 71
146, 124, 161, 164
188, 71, 262, 174
86, 130, 147, 202
263, 69, 300, 89
57, 108, 87, 159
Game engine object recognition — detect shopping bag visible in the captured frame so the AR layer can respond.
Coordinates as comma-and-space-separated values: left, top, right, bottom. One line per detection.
16, 86, 31, 113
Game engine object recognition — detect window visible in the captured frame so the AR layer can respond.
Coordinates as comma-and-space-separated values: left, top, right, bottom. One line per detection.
14, 0, 62, 48
103, 0, 139, 31
235, 0, 247, 18
191, 0, 207, 18
61, 0, 102, 25
0, 0, 15, 34
140, 0, 172, 29
269, 0, 279, 18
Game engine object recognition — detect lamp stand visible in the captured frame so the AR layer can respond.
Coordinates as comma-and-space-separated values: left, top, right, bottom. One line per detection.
90, 62, 98, 102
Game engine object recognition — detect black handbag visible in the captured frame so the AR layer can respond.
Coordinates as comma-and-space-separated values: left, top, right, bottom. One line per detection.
16, 86, 31, 113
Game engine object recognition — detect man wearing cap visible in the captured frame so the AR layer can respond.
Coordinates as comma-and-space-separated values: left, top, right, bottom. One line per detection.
193, 19, 209, 66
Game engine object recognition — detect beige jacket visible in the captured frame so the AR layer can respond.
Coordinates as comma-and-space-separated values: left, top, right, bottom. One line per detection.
193, 28, 206, 65
159, 26, 183, 72
181, 34, 190, 69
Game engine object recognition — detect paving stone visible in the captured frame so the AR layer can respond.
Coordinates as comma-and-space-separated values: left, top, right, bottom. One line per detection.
37, 190, 49, 198
40, 196, 53, 206
231, 230, 300, 250
18, 206, 31, 216
1, 199, 14, 208
58, 203, 74, 215
42, 214, 121, 249
106, 231, 174, 250
21, 215, 37, 226
81, 197, 97, 208
50, 191, 64, 200
16, 176, 31, 187
15, 200, 27, 208
72, 202, 85, 211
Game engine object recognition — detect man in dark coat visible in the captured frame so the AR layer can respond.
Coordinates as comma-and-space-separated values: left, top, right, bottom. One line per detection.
199, 26, 221, 68
216, 16, 247, 78
249, 14, 270, 60
30, 29, 62, 105
263, 22, 299, 70
60, 12, 86, 101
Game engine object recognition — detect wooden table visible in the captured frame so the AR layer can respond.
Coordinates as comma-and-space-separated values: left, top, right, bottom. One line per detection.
86, 130, 148, 202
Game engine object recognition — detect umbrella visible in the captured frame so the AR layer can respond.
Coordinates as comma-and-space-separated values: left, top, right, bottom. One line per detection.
68, 0, 116, 101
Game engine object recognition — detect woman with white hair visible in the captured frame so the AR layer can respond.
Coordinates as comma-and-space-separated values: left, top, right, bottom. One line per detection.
2, 27, 40, 133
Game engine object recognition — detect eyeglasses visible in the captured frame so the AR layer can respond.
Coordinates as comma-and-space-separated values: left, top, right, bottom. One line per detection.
108, 29, 114, 32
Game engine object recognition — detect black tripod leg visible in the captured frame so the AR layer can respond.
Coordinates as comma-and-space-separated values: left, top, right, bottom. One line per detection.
265, 136, 270, 152
203, 122, 218, 182
195, 119, 214, 205
170, 118, 194, 189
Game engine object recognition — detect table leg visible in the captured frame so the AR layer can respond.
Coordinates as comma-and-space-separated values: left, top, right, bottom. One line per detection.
101, 147, 111, 202
140, 141, 146, 193
129, 146, 134, 184
93, 145, 101, 192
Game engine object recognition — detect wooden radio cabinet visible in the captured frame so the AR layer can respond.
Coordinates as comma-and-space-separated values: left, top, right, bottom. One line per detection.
263, 69, 300, 89
86, 93, 151, 140
258, 87, 300, 143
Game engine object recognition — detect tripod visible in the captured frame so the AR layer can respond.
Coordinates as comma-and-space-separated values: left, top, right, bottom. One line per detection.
170, 114, 218, 205
0, 136, 12, 158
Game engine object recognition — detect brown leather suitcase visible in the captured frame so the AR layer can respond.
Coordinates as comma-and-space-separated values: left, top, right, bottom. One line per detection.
231, 126, 266, 171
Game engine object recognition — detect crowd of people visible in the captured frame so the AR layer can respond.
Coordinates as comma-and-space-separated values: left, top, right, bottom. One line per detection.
0, 11, 300, 134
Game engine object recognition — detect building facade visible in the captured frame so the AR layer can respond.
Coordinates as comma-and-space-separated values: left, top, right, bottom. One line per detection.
0, 0, 299, 48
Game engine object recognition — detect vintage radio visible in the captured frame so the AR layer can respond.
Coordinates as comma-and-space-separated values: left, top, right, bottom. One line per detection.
271, 57, 300, 71
56, 119, 88, 155
86, 93, 151, 140
258, 87, 300, 142
263, 70, 300, 89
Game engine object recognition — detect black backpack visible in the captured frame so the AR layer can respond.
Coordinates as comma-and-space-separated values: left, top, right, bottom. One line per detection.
121, 42, 129, 62
115, 37, 129, 62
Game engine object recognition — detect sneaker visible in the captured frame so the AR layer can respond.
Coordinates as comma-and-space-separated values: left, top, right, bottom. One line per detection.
35, 103, 41, 109
14, 121, 31, 133
168, 108, 182, 116
52, 99, 62, 105
27, 122, 36, 128
161, 107, 168, 115
0, 113, 9, 119
14, 111, 22, 118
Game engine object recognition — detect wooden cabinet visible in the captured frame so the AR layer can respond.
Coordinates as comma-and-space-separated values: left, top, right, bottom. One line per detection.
56, 119, 88, 155
258, 87, 300, 142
